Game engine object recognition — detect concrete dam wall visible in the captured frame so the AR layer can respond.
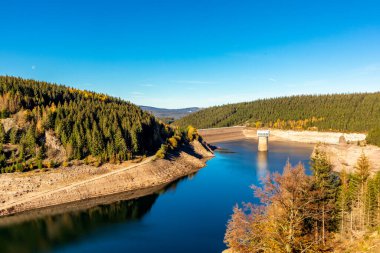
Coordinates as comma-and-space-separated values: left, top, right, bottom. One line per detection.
198, 127, 366, 145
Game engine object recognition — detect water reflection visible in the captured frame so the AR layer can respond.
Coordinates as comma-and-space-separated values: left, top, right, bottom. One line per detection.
0, 174, 197, 253
0, 194, 158, 253
256, 151, 269, 178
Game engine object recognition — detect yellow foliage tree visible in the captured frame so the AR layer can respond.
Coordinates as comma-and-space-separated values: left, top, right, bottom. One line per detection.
168, 137, 178, 150
187, 126, 197, 142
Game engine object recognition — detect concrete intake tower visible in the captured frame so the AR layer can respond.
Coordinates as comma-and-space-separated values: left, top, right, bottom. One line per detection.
257, 130, 270, 152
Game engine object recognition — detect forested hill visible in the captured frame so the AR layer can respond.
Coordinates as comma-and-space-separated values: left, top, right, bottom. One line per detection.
174, 93, 380, 133
140, 106, 200, 120
0, 76, 172, 172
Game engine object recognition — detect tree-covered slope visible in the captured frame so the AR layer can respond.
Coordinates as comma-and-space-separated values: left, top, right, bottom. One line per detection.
0, 76, 172, 172
174, 93, 380, 132
140, 106, 200, 120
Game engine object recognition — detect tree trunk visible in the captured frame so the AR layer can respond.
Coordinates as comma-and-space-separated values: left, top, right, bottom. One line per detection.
322, 204, 325, 246
350, 211, 353, 242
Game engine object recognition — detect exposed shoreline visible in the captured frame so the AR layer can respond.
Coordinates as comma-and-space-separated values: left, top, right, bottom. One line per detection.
199, 127, 366, 144
200, 126, 379, 174
0, 140, 214, 218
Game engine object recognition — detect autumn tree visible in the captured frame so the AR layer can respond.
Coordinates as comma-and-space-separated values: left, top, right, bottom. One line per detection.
186, 126, 197, 141
225, 162, 322, 253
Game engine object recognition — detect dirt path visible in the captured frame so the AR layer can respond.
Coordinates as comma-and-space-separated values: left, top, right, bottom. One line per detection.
0, 157, 154, 212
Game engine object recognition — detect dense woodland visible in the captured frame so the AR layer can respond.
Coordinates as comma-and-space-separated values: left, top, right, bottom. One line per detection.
175, 93, 380, 145
0, 76, 181, 173
225, 150, 380, 252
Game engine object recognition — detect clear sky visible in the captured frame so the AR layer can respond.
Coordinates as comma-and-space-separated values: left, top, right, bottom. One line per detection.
1, 0, 379, 108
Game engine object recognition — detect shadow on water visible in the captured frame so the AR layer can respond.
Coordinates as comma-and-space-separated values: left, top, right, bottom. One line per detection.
0, 172, 197, 253
215, 148, 236, 154
0, 194, 158, 253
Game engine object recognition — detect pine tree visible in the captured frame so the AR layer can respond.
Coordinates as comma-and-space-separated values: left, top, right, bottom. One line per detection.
355, 152, 371, 230
9, 128, 18, 144
367, 127, 380, 146
310, 148, 340, 245
90, 123, 104, 157
0, 123, 5, 144
24, 124, 37, 156
115, 129, 127, 161
347, 173, 360, 234
130, 127, 140, 154
366, 177, 378, 228
338, 169, 350, 234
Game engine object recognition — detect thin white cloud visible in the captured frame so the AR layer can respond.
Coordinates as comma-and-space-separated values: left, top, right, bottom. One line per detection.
268, 78, 277, 82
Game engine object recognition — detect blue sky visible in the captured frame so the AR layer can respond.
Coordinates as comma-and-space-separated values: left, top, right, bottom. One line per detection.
1, 0, 379, 108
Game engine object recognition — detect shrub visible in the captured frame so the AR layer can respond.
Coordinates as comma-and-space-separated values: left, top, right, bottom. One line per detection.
155, 144, 168, 159
94, 159, 102, 167
0, 153, 6, 168
45, 160, 53, 168
0, 109, 10, 119
37, 160, 43, 169
16, 163, 24, 172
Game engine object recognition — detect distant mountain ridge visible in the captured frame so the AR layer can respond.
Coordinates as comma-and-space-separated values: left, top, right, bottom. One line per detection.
140, 106, 200, 120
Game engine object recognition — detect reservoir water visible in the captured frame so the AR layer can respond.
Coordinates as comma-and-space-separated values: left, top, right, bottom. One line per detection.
0, 139, 314, 253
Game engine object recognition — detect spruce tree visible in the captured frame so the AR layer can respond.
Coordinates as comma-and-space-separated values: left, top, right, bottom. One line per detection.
9, 128, 18, 144
354, 152, 371, 230
90, 123, 104, 157
0, 123, 5, 144
338, 169, 350, 234
310, 148, 340, 245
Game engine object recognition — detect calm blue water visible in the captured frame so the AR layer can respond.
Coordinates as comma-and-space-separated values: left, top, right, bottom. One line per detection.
0, 139, 313, 253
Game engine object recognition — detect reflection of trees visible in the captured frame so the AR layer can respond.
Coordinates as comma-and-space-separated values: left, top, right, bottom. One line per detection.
0, 194, 159, 253
0, 171, 200, 253
160, 172, 198, 193
0, 162, 201, 253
